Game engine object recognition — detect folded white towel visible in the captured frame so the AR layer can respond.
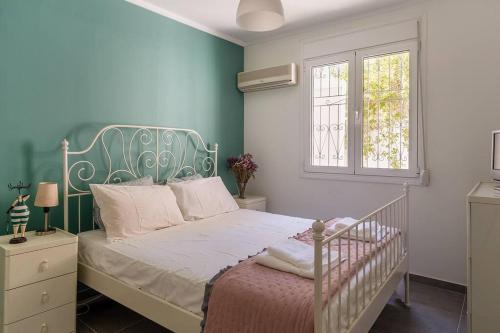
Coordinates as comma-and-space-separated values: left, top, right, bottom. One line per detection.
267, 239, 316, 270
326, 217, 393, 242
256, 250, 341, 280
331, 217, 359, 230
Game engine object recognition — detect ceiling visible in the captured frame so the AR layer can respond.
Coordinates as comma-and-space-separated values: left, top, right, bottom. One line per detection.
128, 0, 414, 46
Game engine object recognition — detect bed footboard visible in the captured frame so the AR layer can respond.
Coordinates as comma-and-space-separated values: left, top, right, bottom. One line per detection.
313, 183, 409, 333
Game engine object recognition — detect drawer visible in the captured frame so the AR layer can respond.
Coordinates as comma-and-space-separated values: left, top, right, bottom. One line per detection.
1, 302, 75, 333
4, 243, 77, 290
1, 273, 76, 324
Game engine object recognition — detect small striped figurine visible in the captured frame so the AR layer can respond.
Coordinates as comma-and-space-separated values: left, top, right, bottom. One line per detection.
6, 182, 31, 244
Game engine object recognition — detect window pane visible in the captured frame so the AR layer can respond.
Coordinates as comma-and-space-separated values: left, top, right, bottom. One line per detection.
362, 51, 410, 169
311, 62, 349, 167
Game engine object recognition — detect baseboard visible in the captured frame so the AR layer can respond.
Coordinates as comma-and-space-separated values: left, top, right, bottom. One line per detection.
410, 274, 466, 294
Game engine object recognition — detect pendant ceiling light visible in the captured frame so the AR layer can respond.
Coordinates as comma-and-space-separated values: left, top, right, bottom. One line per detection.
236, 0, 284, 32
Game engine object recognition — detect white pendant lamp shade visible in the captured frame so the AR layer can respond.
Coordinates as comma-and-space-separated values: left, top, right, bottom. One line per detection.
236, 0, 284, 32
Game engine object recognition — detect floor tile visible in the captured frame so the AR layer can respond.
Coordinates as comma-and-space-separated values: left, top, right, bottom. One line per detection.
76, 319, 97, 333
457, 296, 467, 333
369, 281, 465, 333
77, 298, 144, 333
118, 319, 173, 333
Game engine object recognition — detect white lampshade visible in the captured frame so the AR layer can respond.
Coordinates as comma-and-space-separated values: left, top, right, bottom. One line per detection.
236, 0, 284, 32
34, 182, 59, 208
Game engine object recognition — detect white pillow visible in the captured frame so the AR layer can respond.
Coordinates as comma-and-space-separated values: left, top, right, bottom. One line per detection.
90, 184, 185, 240
169, 176, 239, 220
93, 176, 154, 230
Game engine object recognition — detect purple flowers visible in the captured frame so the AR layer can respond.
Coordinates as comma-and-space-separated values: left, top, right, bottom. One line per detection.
227, 154, 258, 199
227, 154, 258, 176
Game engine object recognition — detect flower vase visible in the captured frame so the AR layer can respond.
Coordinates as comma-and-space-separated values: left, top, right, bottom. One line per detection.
237, 182, 247, 199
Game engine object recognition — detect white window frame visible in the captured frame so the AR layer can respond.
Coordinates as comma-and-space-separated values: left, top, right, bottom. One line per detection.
304, 51, 356, 175
302, 39, 421, 184
354, 40, 419, 178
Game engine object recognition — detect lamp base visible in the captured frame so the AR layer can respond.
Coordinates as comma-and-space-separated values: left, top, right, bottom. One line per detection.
35, 227, 56, 236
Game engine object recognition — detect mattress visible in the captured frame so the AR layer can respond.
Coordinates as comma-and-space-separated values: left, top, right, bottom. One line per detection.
78, 208, 400, 330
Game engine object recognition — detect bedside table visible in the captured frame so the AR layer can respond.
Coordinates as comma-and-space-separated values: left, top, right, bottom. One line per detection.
0, 229, 77, 333
233, 195, 267, 212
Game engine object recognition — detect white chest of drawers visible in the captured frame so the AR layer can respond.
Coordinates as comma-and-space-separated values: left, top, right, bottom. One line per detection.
467, 182, 500, 333
0, 229, 77, 333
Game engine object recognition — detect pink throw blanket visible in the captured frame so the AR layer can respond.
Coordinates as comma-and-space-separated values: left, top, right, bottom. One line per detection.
202, 219, 397, 333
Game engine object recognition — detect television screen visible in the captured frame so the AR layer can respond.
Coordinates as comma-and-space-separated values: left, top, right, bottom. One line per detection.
494, 132, 500, 170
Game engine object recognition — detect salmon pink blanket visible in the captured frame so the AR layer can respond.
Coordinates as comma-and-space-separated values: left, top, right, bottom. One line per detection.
202, 219, 397, 333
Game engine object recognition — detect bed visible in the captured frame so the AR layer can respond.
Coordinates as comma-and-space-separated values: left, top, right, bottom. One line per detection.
62, 124, 410, 333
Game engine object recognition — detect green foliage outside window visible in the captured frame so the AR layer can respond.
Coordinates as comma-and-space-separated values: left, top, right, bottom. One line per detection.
311, 51, 410, 170
363, 52, 410, 169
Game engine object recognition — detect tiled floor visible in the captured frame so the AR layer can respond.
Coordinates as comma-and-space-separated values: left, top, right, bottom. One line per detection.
77, 280, 467, 333
369, 281, 466, 333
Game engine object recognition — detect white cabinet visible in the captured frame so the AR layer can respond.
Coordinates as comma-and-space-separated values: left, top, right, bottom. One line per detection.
0, 229, 77, 333
233, 195, 267, 212
467, 182, 500, 333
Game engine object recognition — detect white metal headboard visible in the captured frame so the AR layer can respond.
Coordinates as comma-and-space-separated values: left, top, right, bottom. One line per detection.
62, 124, 218, 233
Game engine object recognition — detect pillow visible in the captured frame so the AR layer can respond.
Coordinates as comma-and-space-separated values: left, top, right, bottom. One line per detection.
169, 176, 239, 221
90, 184, 185, 240
160, 173, 203, 185
93, 176, 154, 230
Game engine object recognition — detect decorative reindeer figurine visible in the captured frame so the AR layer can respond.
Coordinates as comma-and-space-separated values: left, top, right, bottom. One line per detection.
6, 181, 31, 244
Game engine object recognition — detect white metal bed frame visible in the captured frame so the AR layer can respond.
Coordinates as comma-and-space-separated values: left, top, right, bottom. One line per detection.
62, 124, 410, 333
312, 188, 410, 333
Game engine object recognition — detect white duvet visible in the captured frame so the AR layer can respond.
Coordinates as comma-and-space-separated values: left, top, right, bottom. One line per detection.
78, 209, 312, 315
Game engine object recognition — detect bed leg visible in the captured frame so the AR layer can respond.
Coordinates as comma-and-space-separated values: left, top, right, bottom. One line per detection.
404, 272, 411, 306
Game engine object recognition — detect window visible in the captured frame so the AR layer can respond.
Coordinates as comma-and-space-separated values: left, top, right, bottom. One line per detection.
304, 40, 419, 180
311, 60, 349, 168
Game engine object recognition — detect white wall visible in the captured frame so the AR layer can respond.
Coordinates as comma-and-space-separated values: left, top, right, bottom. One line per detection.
244, 0, 500, 285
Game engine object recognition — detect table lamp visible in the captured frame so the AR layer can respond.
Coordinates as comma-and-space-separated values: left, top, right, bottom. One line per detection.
34, 182, 58, 235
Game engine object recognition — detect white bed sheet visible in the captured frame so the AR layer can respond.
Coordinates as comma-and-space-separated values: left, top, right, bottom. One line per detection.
78, 209, 312, 315
78, 208, 402, 331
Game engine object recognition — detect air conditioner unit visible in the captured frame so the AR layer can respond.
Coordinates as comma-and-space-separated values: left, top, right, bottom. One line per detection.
237, 63, 297, 92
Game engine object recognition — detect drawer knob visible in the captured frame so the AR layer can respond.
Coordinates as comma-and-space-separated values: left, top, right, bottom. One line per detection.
41, 291, 49, 303
41, 323, 48, 333
39, 259, 49, 272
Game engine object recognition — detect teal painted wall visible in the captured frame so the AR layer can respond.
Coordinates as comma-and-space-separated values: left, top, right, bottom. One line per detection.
0, 0, 243, 233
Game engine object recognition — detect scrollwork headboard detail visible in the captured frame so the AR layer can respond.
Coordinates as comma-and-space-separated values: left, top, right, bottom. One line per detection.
62, 124, 218, 233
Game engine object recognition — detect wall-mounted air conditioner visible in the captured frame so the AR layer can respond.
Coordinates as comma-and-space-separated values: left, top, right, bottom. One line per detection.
237, 63, 297, 92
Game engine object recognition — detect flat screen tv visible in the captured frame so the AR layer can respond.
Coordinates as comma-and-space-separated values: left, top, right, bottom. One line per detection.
492, 130, 500, 181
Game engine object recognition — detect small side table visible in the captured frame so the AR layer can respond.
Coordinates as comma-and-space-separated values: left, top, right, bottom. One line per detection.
233, 195, 267, 212
0, 228, 77, 332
